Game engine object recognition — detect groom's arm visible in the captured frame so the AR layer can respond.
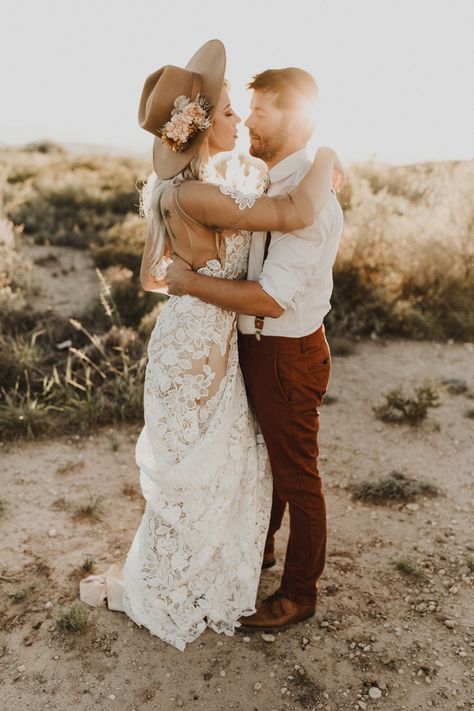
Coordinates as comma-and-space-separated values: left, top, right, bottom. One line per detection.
165, 256, 284, 317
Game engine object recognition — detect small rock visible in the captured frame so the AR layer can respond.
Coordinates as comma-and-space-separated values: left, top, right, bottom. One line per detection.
405, 503, 419, 512
444, 619, 455, 629
219, 670, 226, 677
262, 633, 276, 643
369, 686, 382, 699
280, 687, 288, 695
243, 636, 250, 642
302, 637, 309, 645
176, 697, 184, 708
108, 694, 116, 700
254, 682, 262, 691
320, 620, 329, 628
48, 528, 57, 537
435, 660, 444, 667
357, 702, 367, 710
45, 601, 53, 609
17, 665, 26, 673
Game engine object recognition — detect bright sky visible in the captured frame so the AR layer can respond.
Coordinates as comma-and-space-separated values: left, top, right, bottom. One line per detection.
1, 0, 473, 165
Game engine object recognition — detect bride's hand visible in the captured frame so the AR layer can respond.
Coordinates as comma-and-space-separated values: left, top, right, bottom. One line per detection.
316, 146, 345, 193
332, 154, 345, 192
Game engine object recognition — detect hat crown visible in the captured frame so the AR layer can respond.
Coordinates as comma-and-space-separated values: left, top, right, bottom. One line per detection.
138, 65, 203, 137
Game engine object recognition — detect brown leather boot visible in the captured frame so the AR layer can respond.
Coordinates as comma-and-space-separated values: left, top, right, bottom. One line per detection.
261, 551, 276, 569
237, 590, 315, 632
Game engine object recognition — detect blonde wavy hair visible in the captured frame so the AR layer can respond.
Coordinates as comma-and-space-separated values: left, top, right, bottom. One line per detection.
138, 153, 206, 275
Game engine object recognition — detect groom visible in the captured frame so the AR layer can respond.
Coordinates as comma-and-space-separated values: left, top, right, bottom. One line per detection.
166, 67, 344, 631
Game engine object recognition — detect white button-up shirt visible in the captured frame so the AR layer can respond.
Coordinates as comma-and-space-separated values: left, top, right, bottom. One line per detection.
238, 149, 344, 337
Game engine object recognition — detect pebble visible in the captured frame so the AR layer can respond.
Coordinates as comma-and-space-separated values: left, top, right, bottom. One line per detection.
357, 702, 367, 710
302, 637, 309, 645
435, 660, 444, 668
320, 621, 329, 628
219, 670, 226, 677
280, 686, 288, 695
405, 503, 419, 511
108, 694, 116, 700
444, 619, 455, 629
176, 699, 184, 708
45, 601, 53, 609
261, 633, 276, 643
48, 528, 57, 537
369, 687, 382, 699
17, 665, 26, 673
243, 636, 250, 642
254, 682, 262, 691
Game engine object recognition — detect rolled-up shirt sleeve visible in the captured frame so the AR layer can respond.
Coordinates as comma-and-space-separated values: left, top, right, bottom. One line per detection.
258, 233, 324, 310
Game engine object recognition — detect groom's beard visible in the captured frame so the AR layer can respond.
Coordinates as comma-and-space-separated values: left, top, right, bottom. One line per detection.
249, 122, 290, 163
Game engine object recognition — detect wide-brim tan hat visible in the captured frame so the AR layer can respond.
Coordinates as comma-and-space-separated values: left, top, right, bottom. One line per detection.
138, 39, 226, 179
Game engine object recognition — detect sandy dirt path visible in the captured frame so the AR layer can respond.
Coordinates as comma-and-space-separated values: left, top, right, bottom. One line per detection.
1, 340, 473, 711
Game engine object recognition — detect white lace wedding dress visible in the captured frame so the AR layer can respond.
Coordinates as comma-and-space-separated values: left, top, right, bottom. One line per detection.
80, 230, 272, 651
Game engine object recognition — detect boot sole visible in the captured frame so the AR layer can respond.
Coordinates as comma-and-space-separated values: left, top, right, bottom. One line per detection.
261, 558, 276, 569
238, 609, 315, 633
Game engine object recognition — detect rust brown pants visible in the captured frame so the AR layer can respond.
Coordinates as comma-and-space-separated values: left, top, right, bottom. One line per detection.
238, 325, 331, 606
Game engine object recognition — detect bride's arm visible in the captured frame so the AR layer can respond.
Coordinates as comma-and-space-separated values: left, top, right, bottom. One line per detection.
140, 232, 170, 291
176, 147, 341, 234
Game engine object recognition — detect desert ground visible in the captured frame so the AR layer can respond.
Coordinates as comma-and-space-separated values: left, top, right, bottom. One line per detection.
1, 338, 473, 711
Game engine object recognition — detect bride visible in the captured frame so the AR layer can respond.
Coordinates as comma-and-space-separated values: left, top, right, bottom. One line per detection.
79, 39, 342, 651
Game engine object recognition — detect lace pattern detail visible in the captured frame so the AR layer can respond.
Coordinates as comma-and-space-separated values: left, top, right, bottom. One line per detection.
121, 230, 272, 651
218, 184, 259, 210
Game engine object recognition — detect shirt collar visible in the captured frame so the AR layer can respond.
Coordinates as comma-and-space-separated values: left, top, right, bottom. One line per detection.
268, 148, 309, 183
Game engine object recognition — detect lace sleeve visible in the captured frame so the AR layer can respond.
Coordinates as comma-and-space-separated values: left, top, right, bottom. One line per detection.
175, 148, 336, 234
217, 185, 259, 210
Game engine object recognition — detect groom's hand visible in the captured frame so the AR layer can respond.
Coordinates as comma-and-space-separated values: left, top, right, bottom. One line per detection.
166, 254, 193, 296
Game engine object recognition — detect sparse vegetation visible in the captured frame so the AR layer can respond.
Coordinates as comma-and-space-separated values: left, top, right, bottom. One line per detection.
329, 337, 357, 357
442, 378, 469, 395
352, 471, 439, 503
373, 384, 440, 426
81, 556, 96, 573
392, 558, 429, 580
54, 603, 91, 633
8, 584, 35, 603
73, 494, 105, 521
1, 144, 473, 442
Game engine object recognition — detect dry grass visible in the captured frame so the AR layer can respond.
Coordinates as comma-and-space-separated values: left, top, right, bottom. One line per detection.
54, 603, 91, 633
73, 494, 105, 521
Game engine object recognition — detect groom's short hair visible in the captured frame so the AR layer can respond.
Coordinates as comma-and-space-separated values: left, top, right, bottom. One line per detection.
247, 68, 318, 139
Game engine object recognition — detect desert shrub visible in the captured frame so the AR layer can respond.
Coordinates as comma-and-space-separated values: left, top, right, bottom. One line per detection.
2, 147, 146, 250
373, 384, 440, 426
442, 378, 469, 395
392, 559, 428, 580
352, 471, 439, 503
328, 160, 474, 340
23, 140, 66, 155
91, 213, 148, 272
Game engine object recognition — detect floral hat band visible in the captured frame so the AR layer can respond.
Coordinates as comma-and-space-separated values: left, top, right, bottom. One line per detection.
138, 40, 226, 179
159, 90, 213, 154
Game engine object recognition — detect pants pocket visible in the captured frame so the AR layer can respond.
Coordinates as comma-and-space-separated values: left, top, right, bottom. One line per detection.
274, 351, 292, 405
